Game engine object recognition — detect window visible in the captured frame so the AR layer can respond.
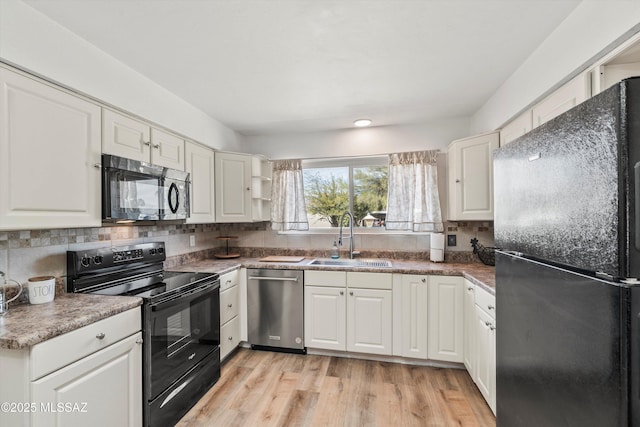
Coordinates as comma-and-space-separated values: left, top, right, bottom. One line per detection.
302, 157, 388, 229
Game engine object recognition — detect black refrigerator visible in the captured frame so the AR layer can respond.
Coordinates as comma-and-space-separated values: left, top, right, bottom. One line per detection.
494, 77, 640, 426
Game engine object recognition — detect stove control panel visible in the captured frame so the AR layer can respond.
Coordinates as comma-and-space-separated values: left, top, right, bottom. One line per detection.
67, 242, 167, 277
113, 248, 144, 263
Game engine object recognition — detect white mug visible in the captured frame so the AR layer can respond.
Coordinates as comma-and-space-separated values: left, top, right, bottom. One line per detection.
28, 276, 55, 304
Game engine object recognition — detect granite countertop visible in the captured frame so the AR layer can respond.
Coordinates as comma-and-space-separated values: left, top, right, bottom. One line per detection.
0, 294, 142, 350
1, 256, 494, 351
170, 257, 496, 294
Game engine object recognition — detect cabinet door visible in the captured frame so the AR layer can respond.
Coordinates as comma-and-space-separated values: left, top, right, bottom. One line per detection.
185, 141, 215, 223
150, 128, 184, 170
220, 284, 239, 325
220, 315, 240, 361
499, 110, 532, 146
427, 276, 464, 362
463, 280, 477, 377
31, 332, 142, 427
0, 68, 101, 230
304, 286, 346, 351
102, 109, 150, 162
400, 275, 428, 359
532, 73, 590, 127
475, 305, 496, 414
448, 132, 499, 221
215, 152, 252, 222
347, 288, 392, 355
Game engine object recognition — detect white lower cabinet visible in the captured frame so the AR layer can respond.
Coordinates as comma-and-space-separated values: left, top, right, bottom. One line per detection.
0, 308, 142, 427
473, 286, 497, 414
304, 285, 347, 351
396, 274, 428, 359
304, 271, 392, 355
219, 270, 241, 361
31, 332, 142, 427
463, 279, 477, 377
427, 275, 464, 363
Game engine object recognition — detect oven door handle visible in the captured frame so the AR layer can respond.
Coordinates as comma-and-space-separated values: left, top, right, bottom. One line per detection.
150, 282, 219, 311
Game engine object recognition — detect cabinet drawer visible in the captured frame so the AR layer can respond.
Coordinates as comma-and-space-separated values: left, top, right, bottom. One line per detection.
31, 307, 141, 380
220, 269, 239, 291
347, 272, 392, 289
475, 286, 496, 319
220, 315, 240, 361
220, 284, 240, 325
305, 270, 346, 287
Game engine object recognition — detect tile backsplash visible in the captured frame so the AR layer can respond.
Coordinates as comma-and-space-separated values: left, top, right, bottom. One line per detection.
0, 220, 493, 291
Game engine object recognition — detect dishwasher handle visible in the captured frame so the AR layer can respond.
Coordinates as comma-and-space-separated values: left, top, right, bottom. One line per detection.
248, 276, 300, 282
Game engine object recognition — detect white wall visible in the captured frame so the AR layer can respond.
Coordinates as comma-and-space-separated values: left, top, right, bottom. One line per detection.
241, 117, 470, 159
471, 1, 640, 134
0, 0, 243, 151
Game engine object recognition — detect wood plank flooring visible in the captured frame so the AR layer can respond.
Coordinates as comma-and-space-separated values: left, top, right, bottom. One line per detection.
177, 348, 496, 427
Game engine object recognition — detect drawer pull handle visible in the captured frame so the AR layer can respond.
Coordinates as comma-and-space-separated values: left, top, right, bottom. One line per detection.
227, 303, 233, 308
96, 333, 106, 340
488, 304, 495, 310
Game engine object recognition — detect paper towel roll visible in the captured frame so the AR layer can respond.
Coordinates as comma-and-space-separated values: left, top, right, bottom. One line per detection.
430, 233, 445, 262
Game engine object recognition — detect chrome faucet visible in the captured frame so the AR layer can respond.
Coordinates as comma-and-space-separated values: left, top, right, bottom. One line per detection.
338, 211, 360, 259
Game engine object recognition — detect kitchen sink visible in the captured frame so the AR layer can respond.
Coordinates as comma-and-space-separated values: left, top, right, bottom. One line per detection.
308, 258, 393, 268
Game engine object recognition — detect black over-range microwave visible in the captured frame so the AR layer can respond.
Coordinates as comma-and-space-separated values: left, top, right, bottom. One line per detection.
102, 154, 190, 222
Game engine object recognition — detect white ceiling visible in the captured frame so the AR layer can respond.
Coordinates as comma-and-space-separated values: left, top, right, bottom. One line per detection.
23, 0, 581, 135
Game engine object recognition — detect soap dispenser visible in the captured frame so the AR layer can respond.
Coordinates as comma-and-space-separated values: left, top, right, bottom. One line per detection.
331, 240, 339, 259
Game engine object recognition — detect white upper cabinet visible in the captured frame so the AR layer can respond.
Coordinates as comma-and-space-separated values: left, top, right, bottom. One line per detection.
447, 131, 499, 221
499, 110, 532, 146
215, 151, 253, 223
0, 67, 102, 230
531, 73, 590, 127
102, 109, 184, 170
185, 141, 215, 223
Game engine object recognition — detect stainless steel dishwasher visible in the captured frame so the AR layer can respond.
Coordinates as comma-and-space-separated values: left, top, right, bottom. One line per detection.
247, 269, 305, 353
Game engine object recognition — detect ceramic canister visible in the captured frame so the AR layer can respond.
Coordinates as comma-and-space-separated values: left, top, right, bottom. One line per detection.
28, 276, 55, 304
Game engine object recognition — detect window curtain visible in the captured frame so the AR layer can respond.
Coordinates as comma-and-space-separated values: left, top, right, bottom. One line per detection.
271, 159, 309, 231
385, 150, 444, 232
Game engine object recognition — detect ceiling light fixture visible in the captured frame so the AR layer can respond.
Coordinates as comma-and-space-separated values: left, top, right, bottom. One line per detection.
354, 119, 372, 127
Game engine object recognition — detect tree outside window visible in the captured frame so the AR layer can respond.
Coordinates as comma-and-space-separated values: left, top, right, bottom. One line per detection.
303, 163, 388, 228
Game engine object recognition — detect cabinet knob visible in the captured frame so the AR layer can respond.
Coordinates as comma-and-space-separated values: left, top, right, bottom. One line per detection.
488, 304, 495, 310
246, 187, 251, 191
349, 291, 354, 296
485, 321, 491, 327
339, 291, 344, 295
143, 141, 151, 146
93, 163, 101, 169
228, 336, 233, 341
96, 332, 106, 340
153, 143, 160, 149
136, 338, 143, 344
226, 280, 232, 284
489, 325, 496, 331
227, 303, 233, 308
421, 278, 426, 283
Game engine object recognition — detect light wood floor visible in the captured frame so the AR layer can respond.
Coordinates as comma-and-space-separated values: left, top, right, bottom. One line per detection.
177, 348, 496, 427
